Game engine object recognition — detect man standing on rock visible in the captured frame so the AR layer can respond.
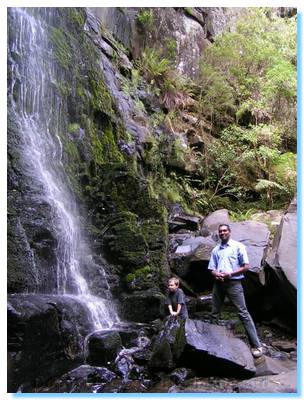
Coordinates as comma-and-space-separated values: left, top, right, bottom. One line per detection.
208, 224, 263, 358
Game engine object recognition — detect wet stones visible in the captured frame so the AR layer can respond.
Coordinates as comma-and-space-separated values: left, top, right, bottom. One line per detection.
38, 365, 117, 393
86, 330, 122, 366
170, 367, 195, 384
8, 294, 92, 392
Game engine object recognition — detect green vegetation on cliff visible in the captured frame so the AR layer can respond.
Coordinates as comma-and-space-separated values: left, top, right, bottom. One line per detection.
196, 8, 296, 208
134, 8, 296, 212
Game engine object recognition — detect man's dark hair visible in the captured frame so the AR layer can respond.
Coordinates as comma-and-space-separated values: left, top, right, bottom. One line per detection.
218, 224, 231, 232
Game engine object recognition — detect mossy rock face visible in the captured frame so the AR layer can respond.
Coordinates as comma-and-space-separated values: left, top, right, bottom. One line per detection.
125, 265, 154, 291
46, 9, 170, 292
85, 164, 170, 287
121, 289, 166, 322
104, 211, 149, 267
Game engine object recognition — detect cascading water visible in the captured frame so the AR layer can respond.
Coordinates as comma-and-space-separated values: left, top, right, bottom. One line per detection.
8, 7, 119, 330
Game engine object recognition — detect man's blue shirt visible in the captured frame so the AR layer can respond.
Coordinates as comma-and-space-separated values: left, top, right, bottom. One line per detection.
208, 239, 249, 280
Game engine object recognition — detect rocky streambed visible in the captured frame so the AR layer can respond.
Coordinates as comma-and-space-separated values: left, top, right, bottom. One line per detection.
29, 317, 296, 394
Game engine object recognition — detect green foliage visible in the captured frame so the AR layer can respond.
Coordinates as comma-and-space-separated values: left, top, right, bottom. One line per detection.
184, 8, 195, 16
88, 70, 115, 117
68, 123, 80, 134
136, 47, 195, 111
229, 208, 257, 222
126, 265, 151, 283
90, 123, 124, 165
198, 63, 236, 127
202, 123, 296, 206
273, 152, 297, 186
197, 8, 296, 142
137, 47, 171, 85
137, 9, 155, 30
164, 38, 177, 60
66, 8, 86, 28
121, 68, 142, 97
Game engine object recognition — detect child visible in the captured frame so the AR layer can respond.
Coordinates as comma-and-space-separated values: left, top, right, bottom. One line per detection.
165, 277, 188, 320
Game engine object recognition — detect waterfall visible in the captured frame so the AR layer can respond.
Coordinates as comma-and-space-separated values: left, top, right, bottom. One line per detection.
8, 7, 119, 330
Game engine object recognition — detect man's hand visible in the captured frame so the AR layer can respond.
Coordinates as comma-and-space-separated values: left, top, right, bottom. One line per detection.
213, 271, 231, 281
214, 271, 224, 281
220, 272, 231, 280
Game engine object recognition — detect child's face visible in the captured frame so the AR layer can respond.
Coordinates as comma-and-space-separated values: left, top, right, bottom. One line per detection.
168, 281, 178, 292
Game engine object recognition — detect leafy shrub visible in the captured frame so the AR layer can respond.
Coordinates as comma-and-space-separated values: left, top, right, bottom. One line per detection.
137, 9, 154, 30
197, 8, 296, 141
136, 47, 195, 111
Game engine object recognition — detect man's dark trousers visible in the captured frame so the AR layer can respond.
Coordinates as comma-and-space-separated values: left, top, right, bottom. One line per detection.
211, 279, 261, 348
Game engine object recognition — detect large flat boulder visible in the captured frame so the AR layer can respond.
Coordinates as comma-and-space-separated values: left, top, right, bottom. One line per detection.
202, 209, 230, 233
229, 221, 270, 272
190, 237, 217, 262
174, 236, 215, 258
183, 319, 256, 378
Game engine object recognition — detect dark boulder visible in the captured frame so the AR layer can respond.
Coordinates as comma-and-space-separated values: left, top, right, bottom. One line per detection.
262, 199, 297, 329
266, 198, 297, 291
169, 233, 194, 253
182, 319, 256, 378
149, 316, 186, 371
170, 236, 216, 292
44, 365, 117, 393
168, 215, 201, 233
120, 289, 166, 322
7, 294, 93, 392
86, 330, 123, 366
149, 317, 256, 379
